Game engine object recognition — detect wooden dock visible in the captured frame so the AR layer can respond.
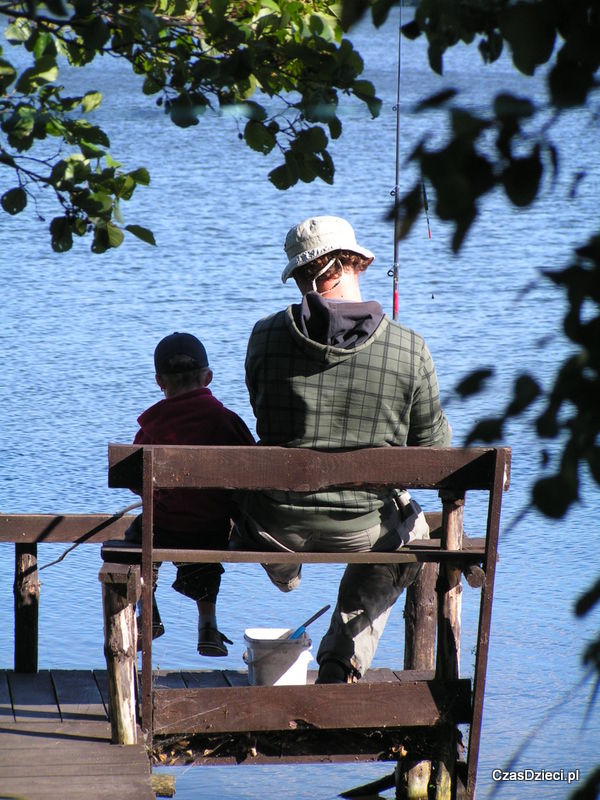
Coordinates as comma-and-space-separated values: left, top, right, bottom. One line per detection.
0, 669, 154, 800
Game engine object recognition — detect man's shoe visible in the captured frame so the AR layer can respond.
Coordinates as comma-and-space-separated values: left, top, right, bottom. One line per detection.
197, 625, 233, 657
315, 658, 350, 684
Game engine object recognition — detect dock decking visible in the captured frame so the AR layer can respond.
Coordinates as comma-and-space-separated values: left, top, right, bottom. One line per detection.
0, 669, 154, 800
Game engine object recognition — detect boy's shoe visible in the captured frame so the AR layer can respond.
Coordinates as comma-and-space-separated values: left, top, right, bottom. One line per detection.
197, 625, 233, 657
136, 594, 165, 651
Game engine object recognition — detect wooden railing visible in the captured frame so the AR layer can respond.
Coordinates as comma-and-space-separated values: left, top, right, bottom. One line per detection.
100, 443, 510, 800
0, 513, 135, 673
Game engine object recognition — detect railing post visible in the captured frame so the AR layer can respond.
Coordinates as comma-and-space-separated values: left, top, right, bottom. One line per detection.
100, 562, 140, 744
435, 491, 465, 800
140, 447, 155, 739
14, 543, 40, 673
397, 562, 438, 798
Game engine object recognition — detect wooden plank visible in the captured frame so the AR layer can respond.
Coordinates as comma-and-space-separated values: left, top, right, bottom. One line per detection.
0, 776, 154, 800
467, 447, 509, 799
8, 670, 61, 723
181, 671, 229, 689
0, 719, 113, 746
223, 669, 250, 687
152, 679, 472, 735
108, 444, 511, 492
101, 537, 487, 566
93, 669, 110, 717
51, 670, 108, 721
0, 514, 134, 544
154, 671, 188, 689
0, 671, 14, 721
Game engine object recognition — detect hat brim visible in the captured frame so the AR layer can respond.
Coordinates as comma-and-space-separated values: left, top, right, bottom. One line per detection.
282, 244, 375, 283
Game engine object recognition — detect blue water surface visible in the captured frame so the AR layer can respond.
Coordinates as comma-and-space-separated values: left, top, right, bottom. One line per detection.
1, 10, 599, 800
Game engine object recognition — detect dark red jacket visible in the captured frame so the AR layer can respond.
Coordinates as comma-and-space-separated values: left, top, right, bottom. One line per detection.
134, 388, 255, 535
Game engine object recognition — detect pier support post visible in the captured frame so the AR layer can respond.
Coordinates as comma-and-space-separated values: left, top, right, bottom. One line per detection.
100, 562, 140, 745
435, 492, 465, 800
14, 543, 40, 673
397, 562, 438, 798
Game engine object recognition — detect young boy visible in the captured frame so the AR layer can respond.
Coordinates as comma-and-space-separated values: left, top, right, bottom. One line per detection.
126, 331, 255, 656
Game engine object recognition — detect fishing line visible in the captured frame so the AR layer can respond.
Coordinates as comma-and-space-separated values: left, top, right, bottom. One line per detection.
38, 499, 142, 572
388, 1, 432, 317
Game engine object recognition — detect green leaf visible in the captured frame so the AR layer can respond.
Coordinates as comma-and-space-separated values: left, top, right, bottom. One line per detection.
454, 368, 494, 398
502, 147, 543, 207
0, 58, 17, 92
1, 187, 27, 215
328, 116, 342, 140
465, 417, 504, 446
506, 374, 542, 416
106, 222, 124, 248
532, 474, 577, 518
292, 125, 328, 153
139, 7, 161, 41
415, 89, 457, 111
126, 224, 157, 246
244, 119, 277, 154
128, 167, 150, 185
81, 91, 102, 113
50, 216, 73, 252
268, 161, 298, 190
15, 56, 59, 93
352, 79, 382, 117
500, 3, 556, 76
493, 93, 535, 120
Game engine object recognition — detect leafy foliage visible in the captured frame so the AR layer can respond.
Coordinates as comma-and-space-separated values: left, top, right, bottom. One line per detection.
0, 0, 381, 251
349, 1, 600, 793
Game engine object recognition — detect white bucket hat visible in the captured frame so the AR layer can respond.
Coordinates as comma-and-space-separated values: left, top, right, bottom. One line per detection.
282, 215, 374, 283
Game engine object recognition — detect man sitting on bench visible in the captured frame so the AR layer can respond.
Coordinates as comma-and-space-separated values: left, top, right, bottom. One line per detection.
234, 216, 451, 684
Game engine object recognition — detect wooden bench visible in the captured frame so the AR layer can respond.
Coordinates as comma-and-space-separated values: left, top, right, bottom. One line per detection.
100, 443, 510, 800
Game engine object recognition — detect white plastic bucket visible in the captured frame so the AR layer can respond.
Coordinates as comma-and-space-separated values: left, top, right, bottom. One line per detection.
243, 627, 313, 686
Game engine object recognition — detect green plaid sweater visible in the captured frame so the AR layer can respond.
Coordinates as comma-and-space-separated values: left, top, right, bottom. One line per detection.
244, 305, 451, 533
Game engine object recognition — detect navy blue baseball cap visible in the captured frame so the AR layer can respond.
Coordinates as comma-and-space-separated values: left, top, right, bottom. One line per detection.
154, 332, 209, 374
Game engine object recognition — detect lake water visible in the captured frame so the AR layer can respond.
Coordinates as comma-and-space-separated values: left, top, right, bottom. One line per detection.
2, 9, 599, 800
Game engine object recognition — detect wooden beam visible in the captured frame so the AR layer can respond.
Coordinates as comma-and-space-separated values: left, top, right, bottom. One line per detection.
108, 444, 511, 492
0, 515, 134, 544
100, 535, 487, 567
14, 543, 39, 673
152, 679, 472, 735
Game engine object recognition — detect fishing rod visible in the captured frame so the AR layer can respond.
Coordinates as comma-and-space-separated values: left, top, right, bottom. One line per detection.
389, 1, 431, 320
391, 3, 402, 322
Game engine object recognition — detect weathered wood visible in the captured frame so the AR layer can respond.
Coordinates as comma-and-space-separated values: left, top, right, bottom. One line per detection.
466, 447, 509, 799
101, 580, 138, 744
14, 543, 40, 673
401, 562, 438, 799
152, 679, 472, 735
0, 670, 154, 799
52, 669, 107, 721
0, 514, 134, 543
151, 773, 176, 797
404, 562, 437, 671
108, 444, 506, 492
0, 671, 14, 721
100, 534, 487, 567
7, 670, 61, 723
435, 494, 465, 800
102, 442, 511, 800
98, 561, 141, 606
140, 447, 155, 739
